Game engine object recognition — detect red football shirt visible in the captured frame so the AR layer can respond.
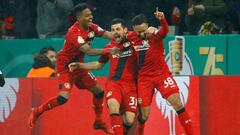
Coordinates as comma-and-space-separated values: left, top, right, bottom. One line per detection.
56, 22, 105, 72
127, 18, 170, 76
98, 39, 137, 82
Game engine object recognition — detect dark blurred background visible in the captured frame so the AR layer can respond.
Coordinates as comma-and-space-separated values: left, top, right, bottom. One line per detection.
0, 0, 239, 39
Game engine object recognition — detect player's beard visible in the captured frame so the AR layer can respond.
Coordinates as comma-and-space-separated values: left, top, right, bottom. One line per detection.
114, 33, 126, 44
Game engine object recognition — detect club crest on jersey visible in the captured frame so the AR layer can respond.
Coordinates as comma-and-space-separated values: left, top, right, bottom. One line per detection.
142, 40, 150, 47
77, 36, 85, 44
123, 42, 130, 47
88, 31, 95, 38
106, 91, 112, 98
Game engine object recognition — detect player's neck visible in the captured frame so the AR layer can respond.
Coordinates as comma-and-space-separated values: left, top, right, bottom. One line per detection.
78, 23, 88, 31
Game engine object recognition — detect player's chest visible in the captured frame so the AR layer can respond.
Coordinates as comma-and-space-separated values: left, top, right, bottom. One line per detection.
110, 42, 133, 59
77, 30, 95, 46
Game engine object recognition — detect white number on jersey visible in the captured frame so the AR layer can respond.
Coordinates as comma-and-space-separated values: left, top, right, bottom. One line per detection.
164, 77, 176, 88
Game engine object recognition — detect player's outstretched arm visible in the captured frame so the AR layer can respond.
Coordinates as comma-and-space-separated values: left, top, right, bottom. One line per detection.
68, 62, 104, 72
79, 43, 120, 56
102, 31, 114, 40
154, 7, 169, 37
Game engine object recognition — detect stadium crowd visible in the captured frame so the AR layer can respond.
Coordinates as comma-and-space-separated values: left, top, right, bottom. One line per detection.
0, 0, 239, 40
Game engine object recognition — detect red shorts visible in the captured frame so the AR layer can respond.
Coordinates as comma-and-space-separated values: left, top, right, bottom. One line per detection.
137, 73, 179, 107
105, 80, 137, 113
57, 69, 97, 92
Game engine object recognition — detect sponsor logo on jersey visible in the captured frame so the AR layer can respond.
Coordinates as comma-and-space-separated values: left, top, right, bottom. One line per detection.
112, 49, 133, 58
133, 40, 150, 51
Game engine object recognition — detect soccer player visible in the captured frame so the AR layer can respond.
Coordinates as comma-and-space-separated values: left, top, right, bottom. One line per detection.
128, 8, 193, 135
0, 70, 5, 87
28, 3, 119, 134
68, 18, 138, 135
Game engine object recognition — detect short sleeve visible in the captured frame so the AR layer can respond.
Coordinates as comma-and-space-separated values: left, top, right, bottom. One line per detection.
91, 23, 106, 37
69, 33, 85, 48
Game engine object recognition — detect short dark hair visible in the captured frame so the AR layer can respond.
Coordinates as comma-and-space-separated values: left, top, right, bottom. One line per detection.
73, 3, 91, 17
110, 18, 126, 28
132, 14, 148, 26
39, 46, 55, 55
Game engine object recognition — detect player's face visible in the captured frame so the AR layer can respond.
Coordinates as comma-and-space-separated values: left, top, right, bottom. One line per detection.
111, 23, 127, 43
46, 50, 56, 66
77, 8, 93, 28
133, 23, 149, 40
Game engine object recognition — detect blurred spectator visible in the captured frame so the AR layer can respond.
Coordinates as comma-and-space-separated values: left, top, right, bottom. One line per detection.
185, 0, 228, 34
198, 21, 221, 35
0, 0, 37, 39
224, 0, 240, 33
36, 0, 73, 38
170, 0, 188, 35
27, 46, 56, 77
14, 0, 38, 38
0, 0, 15, 39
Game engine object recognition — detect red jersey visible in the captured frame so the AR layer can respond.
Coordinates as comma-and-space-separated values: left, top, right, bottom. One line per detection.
57, 22, 105, 72
127, 18, 170, 76
98, 39, 137, 82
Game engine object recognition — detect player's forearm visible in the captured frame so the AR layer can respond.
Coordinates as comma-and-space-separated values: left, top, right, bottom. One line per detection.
85, 48, 113, 56
158, 18, 169, 36
102, 31, 113, 40
85, 48, 103, 56
78, 62, 102, 70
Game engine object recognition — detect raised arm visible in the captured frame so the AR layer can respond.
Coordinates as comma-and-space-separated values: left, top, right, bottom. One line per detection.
154, 7, 169, 38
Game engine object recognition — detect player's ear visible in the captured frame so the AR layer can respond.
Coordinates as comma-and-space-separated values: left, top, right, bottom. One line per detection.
145, 23, 149, 28
76, 14, 82, 22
